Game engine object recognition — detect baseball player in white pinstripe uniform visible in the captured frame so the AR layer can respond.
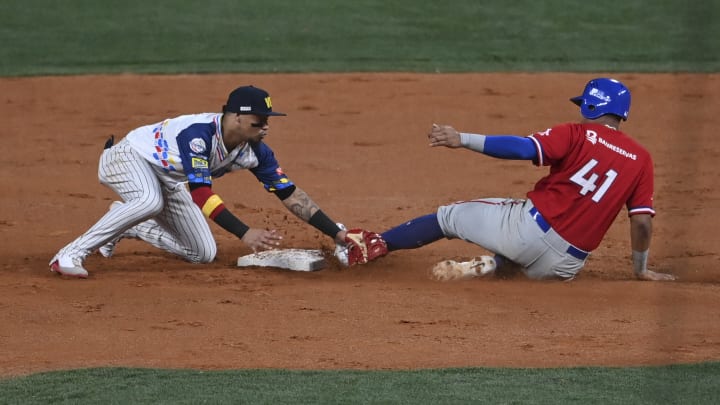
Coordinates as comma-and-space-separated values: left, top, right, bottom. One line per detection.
50, 85, 358, 278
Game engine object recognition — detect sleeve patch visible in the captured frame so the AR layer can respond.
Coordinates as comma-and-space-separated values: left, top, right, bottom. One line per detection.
191, 157, 209, 169
189, 138, 207, 153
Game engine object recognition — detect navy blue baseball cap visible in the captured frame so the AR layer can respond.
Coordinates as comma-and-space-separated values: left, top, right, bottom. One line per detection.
223, 85, 286, 116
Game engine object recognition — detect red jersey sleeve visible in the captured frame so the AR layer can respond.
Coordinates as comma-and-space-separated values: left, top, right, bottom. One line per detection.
527, 123, 577, 167
627, 153, 656, 217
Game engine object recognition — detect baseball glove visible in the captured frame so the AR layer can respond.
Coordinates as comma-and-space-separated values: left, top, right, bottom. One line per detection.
344, 229, 388, 265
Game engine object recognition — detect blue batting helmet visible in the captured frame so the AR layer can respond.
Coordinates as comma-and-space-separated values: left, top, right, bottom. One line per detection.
570, 78, 631, 121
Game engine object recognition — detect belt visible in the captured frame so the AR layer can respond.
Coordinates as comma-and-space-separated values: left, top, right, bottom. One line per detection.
529, 207, 589, 260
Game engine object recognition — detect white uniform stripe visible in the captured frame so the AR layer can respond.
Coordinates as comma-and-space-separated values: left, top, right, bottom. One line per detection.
528, 135, 544, 166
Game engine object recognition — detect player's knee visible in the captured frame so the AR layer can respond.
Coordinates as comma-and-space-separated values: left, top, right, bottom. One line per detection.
125, 197, 164, 218
142, 198, 164, 217
189, 244, 217, 264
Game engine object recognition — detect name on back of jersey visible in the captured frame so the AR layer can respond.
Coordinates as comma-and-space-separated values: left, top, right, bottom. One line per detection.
585, 130, 637, 160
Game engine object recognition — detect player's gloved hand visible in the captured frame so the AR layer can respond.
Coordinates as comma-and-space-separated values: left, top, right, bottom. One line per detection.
635, 269, 676, 281
344, 229, 389, 265
241, 228, 283, 252
428, 123, 462, 148
334, 229, 348, 245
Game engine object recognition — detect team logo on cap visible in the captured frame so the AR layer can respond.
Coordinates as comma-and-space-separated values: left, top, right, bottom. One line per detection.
265, 97, 272, 108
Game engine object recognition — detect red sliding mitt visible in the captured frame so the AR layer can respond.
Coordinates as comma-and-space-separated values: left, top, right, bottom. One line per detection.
344, 229, 389, 265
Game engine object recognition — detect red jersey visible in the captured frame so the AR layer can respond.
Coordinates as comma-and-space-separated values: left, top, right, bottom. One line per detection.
526, 123, 655, 251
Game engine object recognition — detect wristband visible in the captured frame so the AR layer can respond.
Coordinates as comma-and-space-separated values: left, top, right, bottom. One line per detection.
632, 249, 649, 275
214, 209, 250, 239
460, 133, 486, 152
309, 210, 341, 238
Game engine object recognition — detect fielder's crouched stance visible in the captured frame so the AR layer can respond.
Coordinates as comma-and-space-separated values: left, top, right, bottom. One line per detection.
50, 85, 379, 278
354, 78, 676, 282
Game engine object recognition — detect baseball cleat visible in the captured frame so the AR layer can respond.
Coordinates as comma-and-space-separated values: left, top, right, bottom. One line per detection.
430, 255, 497, 282
50, 254, 89, 279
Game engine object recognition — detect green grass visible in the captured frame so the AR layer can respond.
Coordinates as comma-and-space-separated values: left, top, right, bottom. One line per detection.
2, 364, 720, 404
0, 0, 717, 76
2, 2, 717, 403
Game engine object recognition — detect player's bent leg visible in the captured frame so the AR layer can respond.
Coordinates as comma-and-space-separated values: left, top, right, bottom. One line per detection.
436, 198, 517, 254
340, 213, 445, 267
550, 256, 585, 280
127, 209, 216, 263
381, 213, 445, 251
152, 186, 217, 264
50, 191, 164, 277
522, 248, 585, 280
50, 141, 166, 277
99, 201, 142, 258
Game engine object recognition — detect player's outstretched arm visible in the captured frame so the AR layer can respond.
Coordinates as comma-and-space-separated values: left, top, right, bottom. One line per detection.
427, 124, 536, 160
277, 186, 389, 266
630, 214, 676, 281
279, 186, 346, 243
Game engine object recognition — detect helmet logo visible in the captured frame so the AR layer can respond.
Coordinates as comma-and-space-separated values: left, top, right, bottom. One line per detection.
588, 88, 611, 103
265, 97, 272, 109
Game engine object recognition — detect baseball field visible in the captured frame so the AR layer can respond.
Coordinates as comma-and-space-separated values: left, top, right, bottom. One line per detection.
1, 1, 719, 403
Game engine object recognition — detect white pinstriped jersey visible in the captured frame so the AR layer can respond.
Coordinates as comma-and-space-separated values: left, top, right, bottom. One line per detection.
125, 113, 294, 192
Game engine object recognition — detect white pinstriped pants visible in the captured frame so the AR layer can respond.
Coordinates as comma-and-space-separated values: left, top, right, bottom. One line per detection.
57, 139, 216, 264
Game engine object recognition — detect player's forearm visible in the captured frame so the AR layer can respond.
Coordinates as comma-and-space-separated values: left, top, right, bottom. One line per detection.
630, 215, 652, 276
190, 184, 250, 238
281, 187, 319, 221
630, 215, 652, 252
460, 133, 536, 160
213, 209, 250, 238
281, 187, 342, 239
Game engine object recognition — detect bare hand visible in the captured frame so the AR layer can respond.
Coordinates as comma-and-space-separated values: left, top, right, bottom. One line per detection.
635, 269, 676, 281
428, 124, 463, 148
241, 228, 283, 252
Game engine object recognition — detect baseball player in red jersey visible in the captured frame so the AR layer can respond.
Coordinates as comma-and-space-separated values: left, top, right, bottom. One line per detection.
50, 85, 372, 278
349, 78, 675, 282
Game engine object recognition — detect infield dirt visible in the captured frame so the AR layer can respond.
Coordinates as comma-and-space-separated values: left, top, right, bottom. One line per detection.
1, 73, 718, 376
